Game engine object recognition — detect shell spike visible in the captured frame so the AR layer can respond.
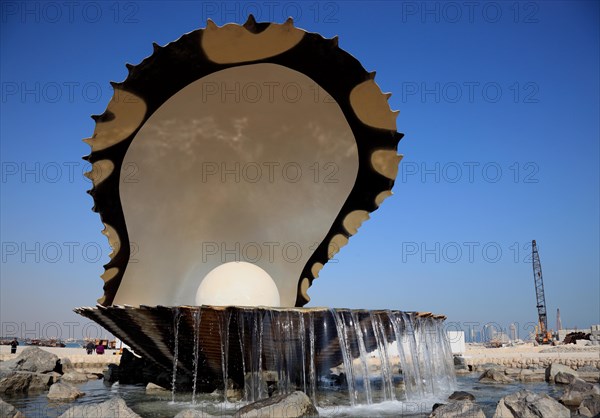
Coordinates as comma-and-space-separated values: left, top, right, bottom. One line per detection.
109, 81, 123, 90
244, 14, 257, 27
206, 19, 218, 31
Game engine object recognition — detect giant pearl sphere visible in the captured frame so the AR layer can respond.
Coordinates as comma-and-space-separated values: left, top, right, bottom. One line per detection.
195, 262, 281, 307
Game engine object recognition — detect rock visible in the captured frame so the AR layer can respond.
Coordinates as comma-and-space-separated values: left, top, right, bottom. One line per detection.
233, 391, 318, 417
0, 398, 25, 418
0, 371, 55, 393
578, 370, 600, 383
493, 389, 570, 418
517, 369, 546, 382
61, 371, 89, 383
504, 368, 522, 377
59, 396, 140, 418
47, 382, 85, 401
560, 378, 600, 406
103, 364, 120, 383
11, 347, 61, 373
479, 369, 514, 384
429, 400, 484, 417
577, 393, 600, 417
555, 371, 577, 384
448, 391, 475, 401
117, 349, 145, 384
546, 363, 578, 382
146, 382, 170, 393
453, 356, 467, 370
474, 363, 502, 372
59, 357, 73, 372
174, 409, 218, 418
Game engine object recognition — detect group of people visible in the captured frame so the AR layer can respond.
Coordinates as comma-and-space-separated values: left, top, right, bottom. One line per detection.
86, 341, 105, 355
7, 339, 106, 355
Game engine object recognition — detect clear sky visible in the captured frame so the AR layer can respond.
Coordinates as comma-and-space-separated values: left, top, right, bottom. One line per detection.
1, 1, 598, 341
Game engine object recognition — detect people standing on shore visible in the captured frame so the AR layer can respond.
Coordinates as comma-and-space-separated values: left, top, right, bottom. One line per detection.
86, 341, 95, 355
10, 338, 18, 354
95, 343, 105, 355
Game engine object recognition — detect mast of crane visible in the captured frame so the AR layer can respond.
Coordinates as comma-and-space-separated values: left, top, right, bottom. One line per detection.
556, 308, 562, 331
531, 240, 549, 343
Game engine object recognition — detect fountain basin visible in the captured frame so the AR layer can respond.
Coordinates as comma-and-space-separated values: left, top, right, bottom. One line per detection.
75, 305, 455, 405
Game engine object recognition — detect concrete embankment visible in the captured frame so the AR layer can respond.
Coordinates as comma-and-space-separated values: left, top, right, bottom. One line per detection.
462, 345, 600, 380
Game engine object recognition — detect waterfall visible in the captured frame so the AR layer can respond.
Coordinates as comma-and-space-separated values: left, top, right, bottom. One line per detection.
331, 309, 358, 406
308, 311, 317, 404
237, 310, 248, 402
369, 312, 395, 402
388, 311, 421, 400
298, 311, 307, 395
164, 307, 454, 408
171, 307, 181, 403
218, 310, 231, 402
191, 308, 202, 404
351, 311, 372, 404
243, 308, 264, 402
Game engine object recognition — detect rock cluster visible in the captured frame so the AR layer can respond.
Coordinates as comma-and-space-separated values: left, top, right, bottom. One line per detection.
0, 347, 62, 394
471, 362, 598, 384
492, 389, 570, 418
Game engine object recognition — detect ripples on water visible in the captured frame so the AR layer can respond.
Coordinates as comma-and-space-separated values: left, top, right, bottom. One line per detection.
2, 374, 567, 418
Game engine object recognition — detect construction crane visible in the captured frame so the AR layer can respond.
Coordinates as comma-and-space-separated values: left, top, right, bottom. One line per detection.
531, 240, 552, 344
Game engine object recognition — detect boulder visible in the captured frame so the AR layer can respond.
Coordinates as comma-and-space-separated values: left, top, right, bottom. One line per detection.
0, 398, 25, 418
174, 409, 218, 418
555, 371, 577, 385
453, 356, 467, 370
518, 369, 545, 382
474, 363, 502, 372
47, 382, 85, 401
560, 378, 600, 406
448, 391, 475, 401
61, 371, 89, 383
0, 371, 55, 393
146, 382, 170, 393
233, 391, 318, 417
492, 389, 570, 418
479, 369, 514, 384
577, 394, 600, 417
103, 364, 120, 383
58, 396, 140, 418
59, 357, 73, 372
578, 370, 600, 383
429, 400, 485, 417
546, 363, 578, 383
10, 347, 60, 373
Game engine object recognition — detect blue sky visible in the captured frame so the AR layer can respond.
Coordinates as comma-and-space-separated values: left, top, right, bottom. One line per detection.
1, 1, 598, 340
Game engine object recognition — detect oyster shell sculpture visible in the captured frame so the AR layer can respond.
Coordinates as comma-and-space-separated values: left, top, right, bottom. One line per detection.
84, 16, 403, 308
